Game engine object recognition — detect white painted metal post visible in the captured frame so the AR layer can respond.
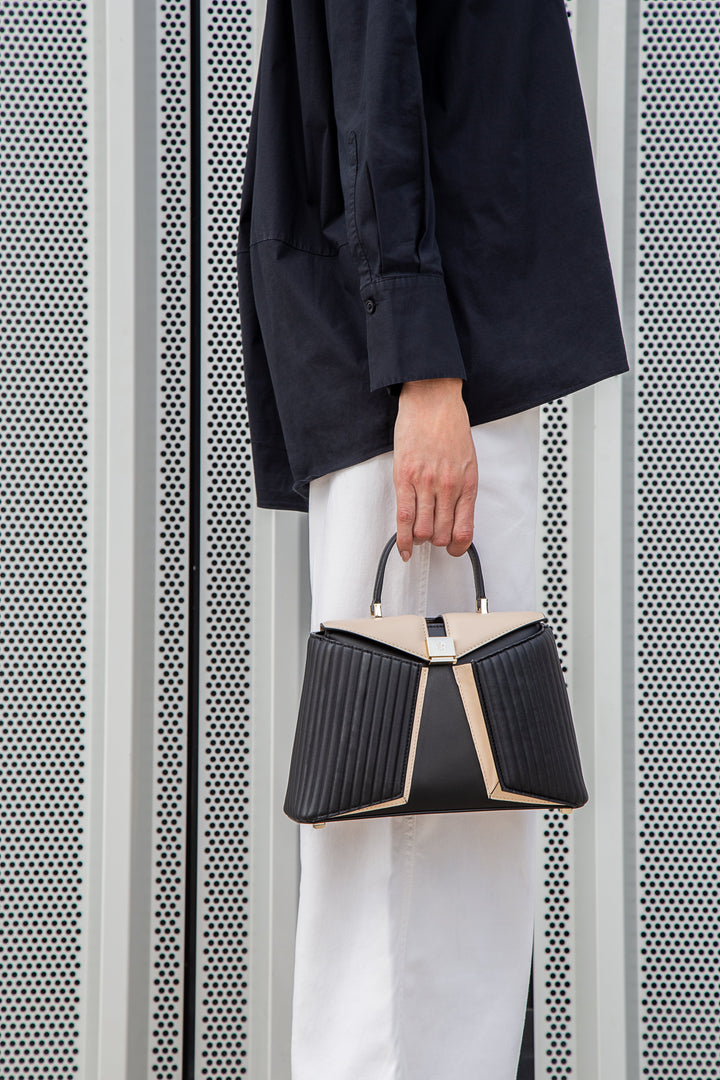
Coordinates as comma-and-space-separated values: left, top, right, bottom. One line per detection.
247, 507, 308, 1080
83, 2, 160, 1076
92, 3, 140, 1074
570, 2, 630, 1079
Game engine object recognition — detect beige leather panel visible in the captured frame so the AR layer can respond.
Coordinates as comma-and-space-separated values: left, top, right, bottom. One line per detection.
487, 786, 560, 807
443, 610, 545, 658
334, 665, 428, 816
320, 614, 429, 660
321, 610, 545, 662
452, 664, 500, 793
452, 664, 564, 807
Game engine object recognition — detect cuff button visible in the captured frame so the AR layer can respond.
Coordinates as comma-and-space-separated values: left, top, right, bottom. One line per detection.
364, 297, 376, 313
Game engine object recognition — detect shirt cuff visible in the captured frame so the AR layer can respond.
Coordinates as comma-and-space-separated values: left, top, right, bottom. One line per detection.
361, 275, 467, 394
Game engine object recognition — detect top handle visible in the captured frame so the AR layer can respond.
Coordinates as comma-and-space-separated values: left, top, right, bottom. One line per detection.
370, 533, 488, 617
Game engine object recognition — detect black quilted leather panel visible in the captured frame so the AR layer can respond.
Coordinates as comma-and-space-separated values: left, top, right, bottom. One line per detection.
471, 624, 588, 807
284, 633, 423, 822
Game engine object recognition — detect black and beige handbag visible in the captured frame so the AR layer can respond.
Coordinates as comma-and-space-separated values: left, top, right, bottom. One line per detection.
284, 533, 588, 825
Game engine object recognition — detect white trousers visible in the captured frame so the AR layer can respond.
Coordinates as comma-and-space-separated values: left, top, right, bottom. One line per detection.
291, 406, 542, 1080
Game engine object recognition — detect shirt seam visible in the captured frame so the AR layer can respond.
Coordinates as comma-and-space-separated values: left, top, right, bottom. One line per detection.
366, 273, 446, 286
237, 236, 446, 286
347, 130, 374, 280
238, 236, 349, 258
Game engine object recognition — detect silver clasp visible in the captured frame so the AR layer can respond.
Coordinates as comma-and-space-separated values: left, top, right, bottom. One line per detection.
425, 634, 457, 664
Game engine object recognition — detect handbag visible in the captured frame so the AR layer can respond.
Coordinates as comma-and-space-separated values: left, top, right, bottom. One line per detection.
284, 533, 588, 825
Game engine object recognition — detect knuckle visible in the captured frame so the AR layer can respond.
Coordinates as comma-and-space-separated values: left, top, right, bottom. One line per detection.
399, 457, 421, 480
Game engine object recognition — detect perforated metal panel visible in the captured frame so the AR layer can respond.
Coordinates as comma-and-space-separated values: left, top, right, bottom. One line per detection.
538, 398, 577, 1080
534, 5, 579, 1076
195, 1, 257, 1074
150, 4, 192, 1077
634, 2, 720, 1075
0, 2, 90, 1074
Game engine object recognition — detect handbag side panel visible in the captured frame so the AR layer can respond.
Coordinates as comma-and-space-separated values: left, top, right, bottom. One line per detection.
470, 623, 589, 808
283, 633, 423, 823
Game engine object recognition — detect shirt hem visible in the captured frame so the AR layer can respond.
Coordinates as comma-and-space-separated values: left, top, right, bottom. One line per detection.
262, 360, 630, 513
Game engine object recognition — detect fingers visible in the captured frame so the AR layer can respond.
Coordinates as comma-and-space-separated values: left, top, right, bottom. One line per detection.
431, 479, 456, 548
393, 466, 478, 558
395, 478, 415, 562
446, 483, 477, 557
395, 473, 477, 560
413, 492, 436, 544
392, 380, 478, 559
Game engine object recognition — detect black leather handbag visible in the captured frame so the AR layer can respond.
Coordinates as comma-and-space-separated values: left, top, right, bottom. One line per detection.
284, 533, 588, 825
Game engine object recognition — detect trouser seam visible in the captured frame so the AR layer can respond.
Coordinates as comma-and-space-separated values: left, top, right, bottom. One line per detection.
394, 541, 429, 1078
415, 541, 430, 616
394, 815, 417, 1080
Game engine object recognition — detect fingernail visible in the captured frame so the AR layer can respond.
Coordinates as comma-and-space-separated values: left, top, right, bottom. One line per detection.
401, 550, 410, 562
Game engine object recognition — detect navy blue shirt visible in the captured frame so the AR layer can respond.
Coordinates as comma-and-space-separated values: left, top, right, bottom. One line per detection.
237, 0, 629, 512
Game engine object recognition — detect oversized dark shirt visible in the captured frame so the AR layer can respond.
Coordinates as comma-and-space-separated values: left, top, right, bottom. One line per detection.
236, 0, 629, 512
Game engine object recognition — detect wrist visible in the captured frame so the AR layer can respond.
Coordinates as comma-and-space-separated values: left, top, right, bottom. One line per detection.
398, 377, 463, 400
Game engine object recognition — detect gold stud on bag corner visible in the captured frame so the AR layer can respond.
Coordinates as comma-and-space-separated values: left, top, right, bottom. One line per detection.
284, 531, 589, 825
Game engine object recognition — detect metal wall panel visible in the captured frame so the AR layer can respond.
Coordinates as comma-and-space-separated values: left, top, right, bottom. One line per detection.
150, 3, 192, 1077
10, 0, 719, 1077
0, 4, 91, 1074
195, 1, 258, 1075
633, 2, 720, 1075
537, 396, 579, 1080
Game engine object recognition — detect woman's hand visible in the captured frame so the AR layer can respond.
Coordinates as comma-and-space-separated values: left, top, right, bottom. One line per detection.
393, 378, 478, 561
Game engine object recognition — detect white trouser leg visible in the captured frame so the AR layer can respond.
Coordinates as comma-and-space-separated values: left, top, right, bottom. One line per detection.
291, 406, 542, 1080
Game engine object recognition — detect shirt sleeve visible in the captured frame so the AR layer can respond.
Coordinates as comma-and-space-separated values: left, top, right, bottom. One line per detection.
324, 0, 467, 395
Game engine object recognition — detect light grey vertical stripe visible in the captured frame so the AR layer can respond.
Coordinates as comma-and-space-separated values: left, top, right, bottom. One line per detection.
148, 1, 192, 1076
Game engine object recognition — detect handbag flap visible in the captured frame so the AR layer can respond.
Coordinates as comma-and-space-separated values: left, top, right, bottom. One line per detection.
320, 610, 545, 661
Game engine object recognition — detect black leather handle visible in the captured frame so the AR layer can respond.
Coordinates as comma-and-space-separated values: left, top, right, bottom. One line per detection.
371, 533, 488, 614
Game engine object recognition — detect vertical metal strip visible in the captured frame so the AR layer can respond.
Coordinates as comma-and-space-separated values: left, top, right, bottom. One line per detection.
620, 1, 641, 1076
247, 510, 307, 1080
633, 2, 720, 1075
95, 0, 156, 1074
88, 0, 165, 1076
145, 1, 195, 1078
536, 398, 578, 1080
593, 3, 632, 1076
194, 0, 258, 1074
572, 2, 630, 1078
534, 6, 580, 1075
180, 0, 202, 1074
